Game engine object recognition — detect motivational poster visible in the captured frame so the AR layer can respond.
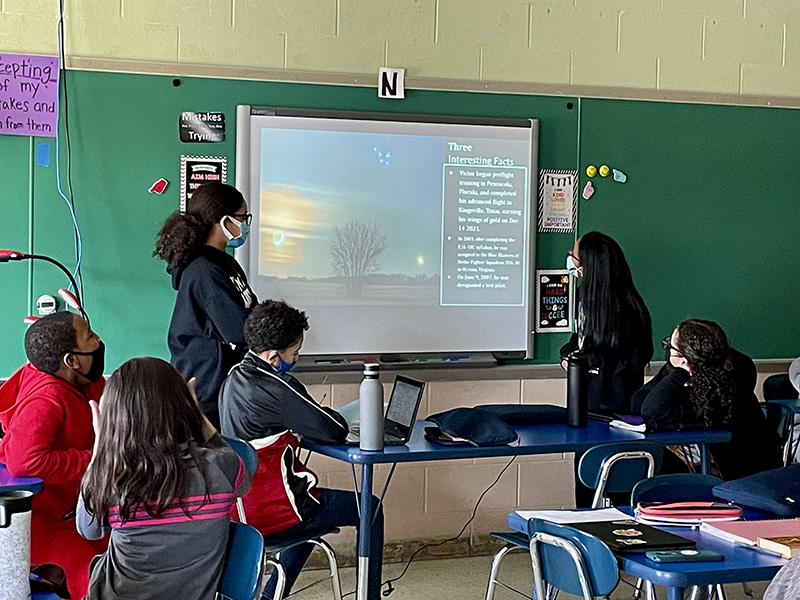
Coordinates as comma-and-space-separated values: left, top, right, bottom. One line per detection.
535, 270, 573, 333
180, 156, 227, 211
538, 169, 577, 233
179, 111, 225, 142
0, 54, 59, 137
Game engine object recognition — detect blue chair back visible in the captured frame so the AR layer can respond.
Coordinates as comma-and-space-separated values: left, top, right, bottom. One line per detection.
221, 436, 259, 476
630, 473, 723, 506
763, 374, 798, 401
527, 518, 618, 599
578, 442, 662, 506
219, 521, 264, 600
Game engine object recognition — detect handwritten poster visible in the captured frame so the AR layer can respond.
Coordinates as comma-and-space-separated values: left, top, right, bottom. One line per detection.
535, 270, 573, 333
538, 169, 577, 233
180, 155, 227, 211
0, 54, 59, 137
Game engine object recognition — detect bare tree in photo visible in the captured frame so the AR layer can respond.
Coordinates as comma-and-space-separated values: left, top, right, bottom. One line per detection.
329, 221, 387, 299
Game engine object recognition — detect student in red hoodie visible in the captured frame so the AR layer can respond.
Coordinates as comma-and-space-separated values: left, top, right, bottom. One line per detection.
0, 312, 108, 600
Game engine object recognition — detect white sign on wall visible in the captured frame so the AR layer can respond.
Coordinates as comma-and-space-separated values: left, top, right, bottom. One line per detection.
378, 68, 405, 99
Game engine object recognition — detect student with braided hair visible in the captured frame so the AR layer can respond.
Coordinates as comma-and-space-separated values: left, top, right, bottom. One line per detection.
631, 319, 782, 480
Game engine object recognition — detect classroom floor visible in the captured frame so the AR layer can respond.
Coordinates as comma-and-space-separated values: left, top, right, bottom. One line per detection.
292, 552, 772, 599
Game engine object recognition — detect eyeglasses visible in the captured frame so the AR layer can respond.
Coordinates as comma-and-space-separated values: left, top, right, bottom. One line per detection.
661, 335, 682, 356
231, 213, 253, 226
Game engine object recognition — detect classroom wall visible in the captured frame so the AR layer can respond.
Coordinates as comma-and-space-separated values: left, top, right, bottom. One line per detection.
3, 0, 800, 99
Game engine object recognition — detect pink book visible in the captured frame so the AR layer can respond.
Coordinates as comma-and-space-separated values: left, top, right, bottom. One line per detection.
700, 519, 800, 546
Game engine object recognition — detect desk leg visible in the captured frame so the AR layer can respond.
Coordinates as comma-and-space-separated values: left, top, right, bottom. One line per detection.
700, 444, 710, 475
666, 586, 685, 600
357, 464, 374, 600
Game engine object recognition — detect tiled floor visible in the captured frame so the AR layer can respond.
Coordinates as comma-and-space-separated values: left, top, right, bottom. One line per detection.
292, 552, 772, 599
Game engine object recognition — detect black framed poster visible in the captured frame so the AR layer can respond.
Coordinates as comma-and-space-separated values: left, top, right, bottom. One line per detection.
535, 269, 573, 333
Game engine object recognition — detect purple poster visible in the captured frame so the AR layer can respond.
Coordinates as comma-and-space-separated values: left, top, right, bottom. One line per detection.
0, 53, 59, 137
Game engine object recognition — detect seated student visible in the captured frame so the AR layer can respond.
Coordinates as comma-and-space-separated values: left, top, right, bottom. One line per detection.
790, 356, 800, 394
219, 300, 384, 600
631, 319, 782, 480
765, 552, 800, 600
78, 357, 250, 600
0, 312, 107, 600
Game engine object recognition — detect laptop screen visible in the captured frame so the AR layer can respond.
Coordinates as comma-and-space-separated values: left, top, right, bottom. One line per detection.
384, 375, 425, 438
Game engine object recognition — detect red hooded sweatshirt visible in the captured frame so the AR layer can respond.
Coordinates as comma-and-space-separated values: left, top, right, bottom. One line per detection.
0, 362, 106, 594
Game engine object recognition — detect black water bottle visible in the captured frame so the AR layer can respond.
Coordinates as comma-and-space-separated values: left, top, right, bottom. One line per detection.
567, 351, 588, 428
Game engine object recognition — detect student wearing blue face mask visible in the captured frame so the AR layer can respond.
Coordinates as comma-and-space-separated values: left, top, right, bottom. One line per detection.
219, 300, 385, 600
154, 182, 258, 427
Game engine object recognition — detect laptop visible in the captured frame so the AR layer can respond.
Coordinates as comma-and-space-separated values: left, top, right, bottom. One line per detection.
345, 375, 425, 445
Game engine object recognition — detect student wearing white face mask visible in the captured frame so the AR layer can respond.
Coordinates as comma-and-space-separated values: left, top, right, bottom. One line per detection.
154, 182, 258, 427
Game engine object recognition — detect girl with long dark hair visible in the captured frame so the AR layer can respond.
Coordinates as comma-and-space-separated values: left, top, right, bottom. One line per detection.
560, 231, 653, 413
77, 357, 249, 599
632, 319, 782, 480
154, 182, 258, 427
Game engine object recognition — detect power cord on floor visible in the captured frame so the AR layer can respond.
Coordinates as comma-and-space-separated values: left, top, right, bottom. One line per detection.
375, 456, 518, 597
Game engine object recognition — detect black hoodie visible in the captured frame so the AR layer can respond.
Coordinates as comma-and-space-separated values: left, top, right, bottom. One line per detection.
167, 246, 257, 419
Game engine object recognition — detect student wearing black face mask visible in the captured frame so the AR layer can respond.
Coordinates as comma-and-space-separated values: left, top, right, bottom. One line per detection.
0, 312, 108, 600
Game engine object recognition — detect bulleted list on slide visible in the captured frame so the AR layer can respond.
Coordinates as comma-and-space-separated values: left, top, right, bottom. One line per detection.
440, 160, 528, 306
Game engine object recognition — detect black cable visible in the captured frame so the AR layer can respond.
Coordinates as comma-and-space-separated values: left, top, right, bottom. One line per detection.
57, 0, 84, 300
379, 456, 517, 597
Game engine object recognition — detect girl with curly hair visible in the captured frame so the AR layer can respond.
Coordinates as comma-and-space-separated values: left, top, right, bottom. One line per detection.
154, 182, 258, 427
631, 319, 782, 480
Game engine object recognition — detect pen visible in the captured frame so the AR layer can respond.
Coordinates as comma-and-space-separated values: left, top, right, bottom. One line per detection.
320, 393, 328, 405
733, 542, 784, 558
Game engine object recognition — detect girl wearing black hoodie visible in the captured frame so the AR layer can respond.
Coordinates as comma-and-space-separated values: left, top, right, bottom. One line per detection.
154, 182, 258, 427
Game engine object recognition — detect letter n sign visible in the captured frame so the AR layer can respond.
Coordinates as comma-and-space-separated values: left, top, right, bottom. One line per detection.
378, 68, 405, 99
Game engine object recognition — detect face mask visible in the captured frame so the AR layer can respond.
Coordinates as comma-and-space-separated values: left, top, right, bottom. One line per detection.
270, 353, 296, 375
70, 340, 105, 382
222, 216, 250, 248
566, 255, 582, 277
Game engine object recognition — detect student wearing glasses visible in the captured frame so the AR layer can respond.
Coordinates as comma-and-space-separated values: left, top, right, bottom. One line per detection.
561, 232, 653, 506
154, 182, 258, 427
560, 232, 653, 414
631, 319, 782, 480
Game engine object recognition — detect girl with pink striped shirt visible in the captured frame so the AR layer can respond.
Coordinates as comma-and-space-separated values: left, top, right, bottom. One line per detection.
77, 357, 250, 600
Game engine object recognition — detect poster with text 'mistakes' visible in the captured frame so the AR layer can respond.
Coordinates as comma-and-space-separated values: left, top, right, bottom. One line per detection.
0, 54, 59, 137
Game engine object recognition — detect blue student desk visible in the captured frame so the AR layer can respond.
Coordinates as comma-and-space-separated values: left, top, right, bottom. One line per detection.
507, 512, 786, 600
304, 419, 730, 600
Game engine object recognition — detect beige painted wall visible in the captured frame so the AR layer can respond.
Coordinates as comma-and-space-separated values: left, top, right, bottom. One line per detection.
4, 1, 800, 98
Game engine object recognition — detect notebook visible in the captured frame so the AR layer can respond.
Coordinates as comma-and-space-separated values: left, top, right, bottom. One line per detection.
568, 519, 696, 554
345, 375, 425, 445
700, 519, 800, 546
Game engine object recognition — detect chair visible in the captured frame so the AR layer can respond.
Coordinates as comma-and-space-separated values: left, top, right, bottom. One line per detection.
577, 442, 662, 509
219, 521, 266, 600
631, 473, 723, 506
762, 374, 798, 401
763, 402, 795, 467
486, 442, 660, 600
630, 473, 744, 600
221, 435, 342, 600
528, 518, 619, 600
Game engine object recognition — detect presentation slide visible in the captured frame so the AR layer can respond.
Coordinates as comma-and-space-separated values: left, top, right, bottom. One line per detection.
244, 114, 535, 355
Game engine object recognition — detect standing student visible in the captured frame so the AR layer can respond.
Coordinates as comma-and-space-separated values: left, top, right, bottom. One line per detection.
154, 182, 258, 427
560, 231, 653, 413
219, 300, 384, 600
0, 312, 107, 600
631, 319, 782, 480
78, 357, 250, 600
561, 232, 653, 506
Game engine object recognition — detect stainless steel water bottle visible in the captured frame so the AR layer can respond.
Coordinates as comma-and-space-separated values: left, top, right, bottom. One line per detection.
567, 351, 589, 428
359, 364, 384, 451
0, 490, 34, 600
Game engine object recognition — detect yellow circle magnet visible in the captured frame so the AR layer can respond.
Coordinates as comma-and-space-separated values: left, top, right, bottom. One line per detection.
585, 165, 597, 177
599, 164, 610, 177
